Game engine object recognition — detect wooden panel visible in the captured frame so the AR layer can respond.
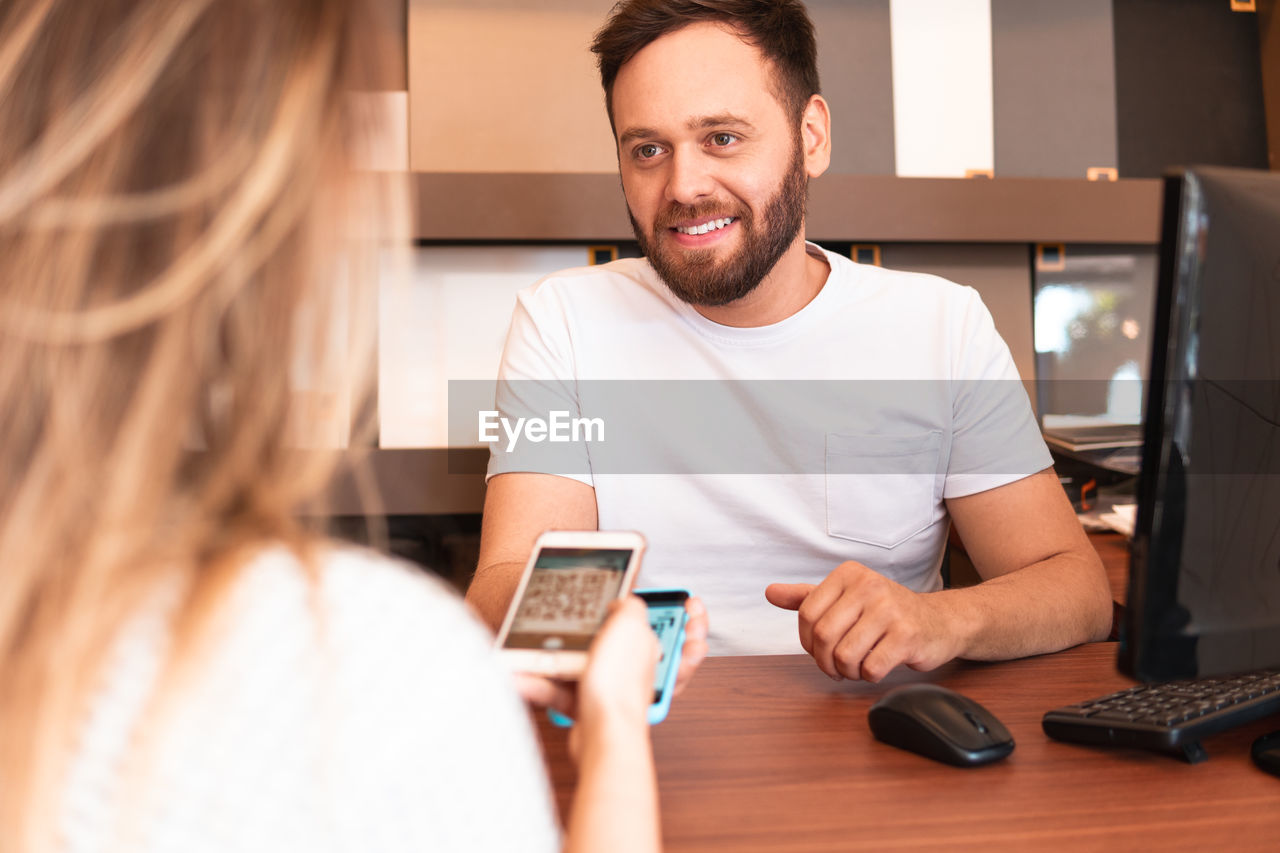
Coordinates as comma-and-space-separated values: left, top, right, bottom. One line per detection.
408, 0, 617, 173
351, 0, 408, 90
807, 175, 1162, 243
414, 172, 631, 240
808, 0, 897, 175
1114, 0, 1269, 178
991, 0, 1117, 178
1261, 0, 1280, 169
413, 173, 1163, 243
321, 448, 488, 515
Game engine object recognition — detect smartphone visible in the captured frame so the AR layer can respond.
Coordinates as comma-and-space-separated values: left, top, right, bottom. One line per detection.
496, 530, 645, 679
547, 587, 690, 727
638, 588, 690, 724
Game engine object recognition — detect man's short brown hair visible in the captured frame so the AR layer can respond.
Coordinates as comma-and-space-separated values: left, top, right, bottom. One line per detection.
591, 0, 821, 128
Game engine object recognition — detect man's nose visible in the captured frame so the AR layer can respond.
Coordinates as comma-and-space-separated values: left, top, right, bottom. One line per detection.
664, 148, 715, 205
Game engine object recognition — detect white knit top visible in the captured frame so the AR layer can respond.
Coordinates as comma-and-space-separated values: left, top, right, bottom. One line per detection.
57, 546, 561, 853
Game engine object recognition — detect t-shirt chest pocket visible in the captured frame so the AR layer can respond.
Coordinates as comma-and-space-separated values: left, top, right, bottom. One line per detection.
825, 431, 944, 549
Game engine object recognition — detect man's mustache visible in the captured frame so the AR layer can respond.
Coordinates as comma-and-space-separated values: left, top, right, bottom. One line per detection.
654, 201, 750, 231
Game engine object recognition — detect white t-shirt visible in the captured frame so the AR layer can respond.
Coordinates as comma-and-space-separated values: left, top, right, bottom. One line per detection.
488, 244, 1051, 655
59, 546, 559, 853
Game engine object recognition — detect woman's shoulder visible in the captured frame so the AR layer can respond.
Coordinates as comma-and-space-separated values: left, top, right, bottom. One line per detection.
216, 543, 513, 714
61, 542, 558, 852
247, 543, 484, 640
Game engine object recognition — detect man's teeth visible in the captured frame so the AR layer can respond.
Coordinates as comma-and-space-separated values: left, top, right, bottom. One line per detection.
676, 217, 735, 235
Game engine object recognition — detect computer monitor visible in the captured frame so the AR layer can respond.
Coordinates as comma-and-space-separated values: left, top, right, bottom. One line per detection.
1120, 166, 1280, 683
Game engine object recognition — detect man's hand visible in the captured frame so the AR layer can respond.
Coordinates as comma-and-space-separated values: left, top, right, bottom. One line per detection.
765, 562, 963, 682
672, 596, 708, 697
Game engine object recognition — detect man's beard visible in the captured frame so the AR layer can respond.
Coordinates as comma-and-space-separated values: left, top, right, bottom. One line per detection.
629, 145, 808, 308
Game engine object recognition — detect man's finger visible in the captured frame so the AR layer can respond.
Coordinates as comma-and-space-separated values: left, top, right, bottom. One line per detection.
672, 637, 708, 697
808, 592, 867, 679
764, 582, 815, 610
830, 609, 889, 681
859, 632, 908, 683
672, 596, 708, 697
795, 576, 851, 657
683, 596, 709, 640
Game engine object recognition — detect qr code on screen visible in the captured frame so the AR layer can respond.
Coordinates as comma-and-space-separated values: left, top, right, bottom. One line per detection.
513, 567, 618, 633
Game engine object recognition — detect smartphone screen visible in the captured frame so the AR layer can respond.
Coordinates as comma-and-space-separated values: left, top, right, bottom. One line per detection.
644, 594, 689, 704
502, 547, 636, 652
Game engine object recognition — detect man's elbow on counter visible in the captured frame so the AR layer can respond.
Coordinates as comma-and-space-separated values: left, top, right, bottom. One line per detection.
1082, 555, 1116, 644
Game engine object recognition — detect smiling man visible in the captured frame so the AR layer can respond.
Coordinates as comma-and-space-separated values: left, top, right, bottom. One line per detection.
466, 0, 1112, 682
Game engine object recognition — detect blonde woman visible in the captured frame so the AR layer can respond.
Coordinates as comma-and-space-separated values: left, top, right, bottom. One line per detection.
0, 1, 661, 851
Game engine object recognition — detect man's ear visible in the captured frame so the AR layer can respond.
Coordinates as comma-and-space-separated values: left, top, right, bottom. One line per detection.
800, 94, 832, 178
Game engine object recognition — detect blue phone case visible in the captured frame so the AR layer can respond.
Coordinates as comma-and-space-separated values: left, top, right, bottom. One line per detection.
646, 602, 687, 725
547, 588, 690, 728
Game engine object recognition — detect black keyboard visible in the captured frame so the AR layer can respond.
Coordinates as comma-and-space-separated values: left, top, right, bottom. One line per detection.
1042, 669, 1280, 763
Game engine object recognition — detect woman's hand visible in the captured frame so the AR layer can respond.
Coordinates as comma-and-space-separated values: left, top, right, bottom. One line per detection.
576, 597, 660, 730
513, 597, 659, 731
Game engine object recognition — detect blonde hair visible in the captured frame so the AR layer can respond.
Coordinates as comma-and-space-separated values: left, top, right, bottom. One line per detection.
0, 0, 404, 847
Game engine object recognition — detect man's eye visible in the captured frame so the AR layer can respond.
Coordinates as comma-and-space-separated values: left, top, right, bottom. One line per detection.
636, 144, 663, 159
711, 133, 738, 147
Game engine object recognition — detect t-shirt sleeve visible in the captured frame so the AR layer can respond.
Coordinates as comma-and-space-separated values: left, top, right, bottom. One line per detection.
943, 287, 1053, 499
485, 283, 594, 486
323, 553, 561, 853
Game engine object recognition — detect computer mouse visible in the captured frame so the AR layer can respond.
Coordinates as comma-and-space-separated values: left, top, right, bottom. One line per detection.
1251, 731, 1280, 777
868, 683, 1015, 767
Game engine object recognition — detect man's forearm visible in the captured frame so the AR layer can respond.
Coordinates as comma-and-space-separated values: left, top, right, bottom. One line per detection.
465, 560, 526, 631
470, 472, 601, 631
938, 470, 1116, 663
931, 549, 1112, 661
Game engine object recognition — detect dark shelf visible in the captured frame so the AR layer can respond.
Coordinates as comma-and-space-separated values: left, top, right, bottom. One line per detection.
413, 172, 1162, 244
